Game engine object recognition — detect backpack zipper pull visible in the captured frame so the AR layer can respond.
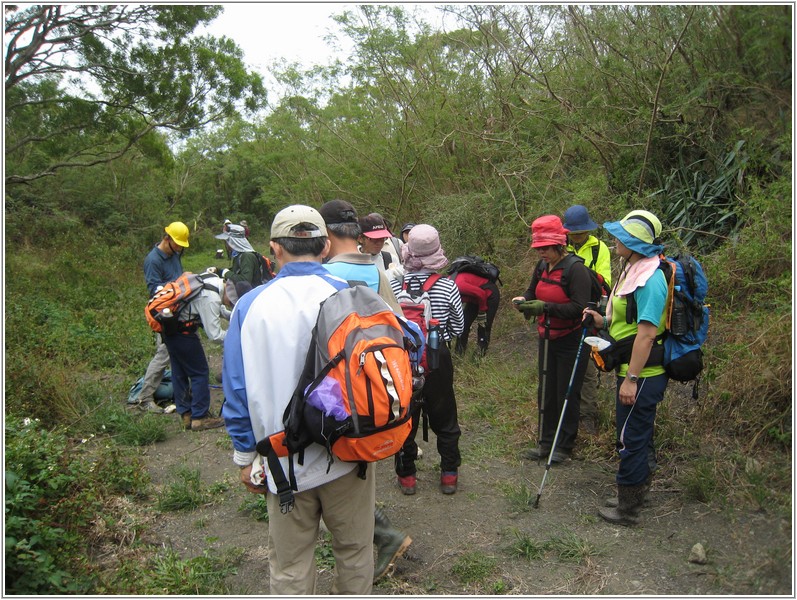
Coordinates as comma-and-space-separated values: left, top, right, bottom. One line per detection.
357, 351, 367, 375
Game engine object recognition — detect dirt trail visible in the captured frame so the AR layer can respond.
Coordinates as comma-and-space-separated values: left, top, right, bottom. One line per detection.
137, 329, 791, 595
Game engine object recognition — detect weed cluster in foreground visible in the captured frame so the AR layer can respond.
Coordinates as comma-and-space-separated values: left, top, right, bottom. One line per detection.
5, 415, 150, 594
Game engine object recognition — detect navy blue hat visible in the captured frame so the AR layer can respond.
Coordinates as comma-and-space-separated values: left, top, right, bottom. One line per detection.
563, 205, 598, 232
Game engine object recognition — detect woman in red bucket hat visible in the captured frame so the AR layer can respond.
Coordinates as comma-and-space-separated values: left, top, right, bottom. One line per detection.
512, 215, 593, 464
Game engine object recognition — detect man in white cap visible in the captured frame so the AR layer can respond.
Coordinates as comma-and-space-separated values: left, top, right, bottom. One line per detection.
222, 205, 375, 594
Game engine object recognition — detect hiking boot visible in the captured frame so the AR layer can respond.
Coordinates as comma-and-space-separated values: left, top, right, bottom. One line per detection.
180, 412, 192, 430
604, 494, 652, 508
440, 471, 458, 495
605, 474, 653, 508
580, 417, 597, 435
397, 475, 416, 495
520, 445, 549, 461
598, 483, 647, 526
549, 449, 572, 464
138, 400, 163, 414
373, 507, 412, 581
190, 415, 224, 431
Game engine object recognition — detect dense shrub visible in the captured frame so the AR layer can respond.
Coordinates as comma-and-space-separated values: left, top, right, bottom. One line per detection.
5, 416, 150, 593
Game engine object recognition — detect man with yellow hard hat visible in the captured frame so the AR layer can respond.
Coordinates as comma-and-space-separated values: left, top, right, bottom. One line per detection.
135, 222, 190, 413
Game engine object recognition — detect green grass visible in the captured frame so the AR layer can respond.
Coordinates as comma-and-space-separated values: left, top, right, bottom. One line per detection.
500, 481, 537, 513
547, 531, 601, 563
507, 529, 547, 560
238, 494, 269, 522
84, 403, 170, 446
110, 547, 243, 594
507, 529, 601, 564
157, 466, 214, 512
315, 531, 336, 570
452, 551, 498, 584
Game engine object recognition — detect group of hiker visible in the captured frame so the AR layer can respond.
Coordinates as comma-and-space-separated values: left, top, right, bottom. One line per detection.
135, 201, 676, 594
513, 207, 671, 527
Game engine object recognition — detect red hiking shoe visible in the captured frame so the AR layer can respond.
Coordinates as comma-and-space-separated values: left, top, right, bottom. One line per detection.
398, 475, 416, 495
440, 471, 458, 495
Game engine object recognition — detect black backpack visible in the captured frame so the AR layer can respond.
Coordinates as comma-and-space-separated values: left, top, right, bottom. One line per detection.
447, 255, 501, 285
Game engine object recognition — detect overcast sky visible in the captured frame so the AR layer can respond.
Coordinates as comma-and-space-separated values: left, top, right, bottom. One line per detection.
201, 3, 357, 73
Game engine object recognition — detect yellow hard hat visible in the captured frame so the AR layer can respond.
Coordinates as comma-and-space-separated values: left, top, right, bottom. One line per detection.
164, 221, 190, 247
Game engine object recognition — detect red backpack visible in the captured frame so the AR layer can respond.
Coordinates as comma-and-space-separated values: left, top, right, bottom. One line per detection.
395, 274, 443, 371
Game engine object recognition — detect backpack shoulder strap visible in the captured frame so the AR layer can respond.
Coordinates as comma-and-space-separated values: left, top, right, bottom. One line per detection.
556, 253, 581, 286
589, 245, 599, 269
625, 257, 672, 324
421, 273, 443, 292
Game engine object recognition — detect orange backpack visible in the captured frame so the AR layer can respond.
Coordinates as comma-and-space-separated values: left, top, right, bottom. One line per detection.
256, 284, 422, 513
144, 272, 217, 334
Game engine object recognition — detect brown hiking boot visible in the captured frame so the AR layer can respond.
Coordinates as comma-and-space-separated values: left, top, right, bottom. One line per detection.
190, 415, 224, 431
180, 412, 192, 431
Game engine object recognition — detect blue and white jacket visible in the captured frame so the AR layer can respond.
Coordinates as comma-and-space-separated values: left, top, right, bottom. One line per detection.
221, 261, 357, 494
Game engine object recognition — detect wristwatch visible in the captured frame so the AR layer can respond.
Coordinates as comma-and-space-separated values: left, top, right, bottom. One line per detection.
627, 373, 639, 383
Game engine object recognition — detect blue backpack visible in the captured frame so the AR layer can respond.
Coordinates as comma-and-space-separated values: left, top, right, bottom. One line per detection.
624, 253, 709, 397
662, 253, 710, 392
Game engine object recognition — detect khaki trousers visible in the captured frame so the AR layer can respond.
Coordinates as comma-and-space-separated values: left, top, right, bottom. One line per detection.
139, 333, 169, 401
266, 465, 376, 595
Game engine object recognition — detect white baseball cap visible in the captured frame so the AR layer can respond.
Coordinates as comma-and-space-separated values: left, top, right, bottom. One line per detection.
270, 205, 328, 239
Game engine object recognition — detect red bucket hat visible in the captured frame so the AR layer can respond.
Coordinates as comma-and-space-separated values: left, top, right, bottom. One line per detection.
530, 215, 569, 248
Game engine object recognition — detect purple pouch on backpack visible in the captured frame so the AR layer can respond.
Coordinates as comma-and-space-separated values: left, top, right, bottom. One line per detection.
305, 376, 349, 422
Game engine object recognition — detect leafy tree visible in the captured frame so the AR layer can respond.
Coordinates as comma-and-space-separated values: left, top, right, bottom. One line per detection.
4, 5, 265, 185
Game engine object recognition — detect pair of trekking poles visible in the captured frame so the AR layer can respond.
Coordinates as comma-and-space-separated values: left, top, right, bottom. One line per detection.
529, 303, 598, 508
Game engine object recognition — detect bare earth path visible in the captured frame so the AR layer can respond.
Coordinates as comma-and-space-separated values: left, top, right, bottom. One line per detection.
137, 327, 791, 596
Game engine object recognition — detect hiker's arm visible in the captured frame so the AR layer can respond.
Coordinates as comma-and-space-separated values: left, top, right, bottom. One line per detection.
222, 310, 258, 461
447, 283, 465, 338
239, 464, 266, 494
619, 321, 658, 406
377, 270, 402, 313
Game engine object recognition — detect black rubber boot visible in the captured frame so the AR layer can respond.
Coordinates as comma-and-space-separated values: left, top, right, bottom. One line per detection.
373, 507, 412, 581
598, 483, 647, 526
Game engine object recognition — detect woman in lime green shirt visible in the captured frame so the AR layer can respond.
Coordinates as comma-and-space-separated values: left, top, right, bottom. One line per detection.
583, 210, 669, 527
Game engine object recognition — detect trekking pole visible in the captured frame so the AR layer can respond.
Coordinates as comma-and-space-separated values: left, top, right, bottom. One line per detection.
533, 316, 592, 509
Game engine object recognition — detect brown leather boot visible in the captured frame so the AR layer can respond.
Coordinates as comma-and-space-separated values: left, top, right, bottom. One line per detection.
598, 483, 647, 526
190, 415, 224, 431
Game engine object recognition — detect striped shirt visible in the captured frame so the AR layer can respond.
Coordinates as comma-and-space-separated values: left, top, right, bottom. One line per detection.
391, 272, 465, 341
